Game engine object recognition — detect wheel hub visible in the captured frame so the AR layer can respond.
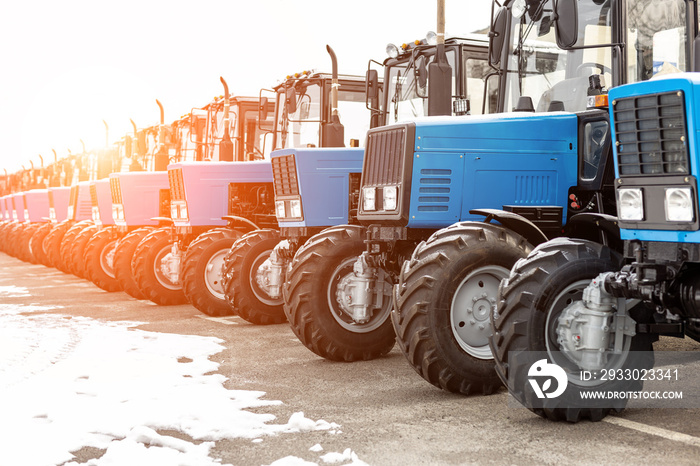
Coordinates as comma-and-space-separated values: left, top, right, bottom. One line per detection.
450, 266, 508, 360
204, 249, 228, 299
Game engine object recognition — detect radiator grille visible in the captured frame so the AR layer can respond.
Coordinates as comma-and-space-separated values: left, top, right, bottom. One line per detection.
90, 184, 98, 207
271, 154, 299, 196
168, 168, 186, 201
69, 186, 78, 208
363, 126, 408, 186
110, 178, 123, 204
613, 91, 689, 176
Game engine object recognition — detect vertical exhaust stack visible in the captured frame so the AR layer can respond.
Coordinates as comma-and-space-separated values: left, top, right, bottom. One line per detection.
155, 99, 169, 171
219, 77, 234, 162
102, 120, 109, 147
428, 0, 453, 116
322, 45, 345, 147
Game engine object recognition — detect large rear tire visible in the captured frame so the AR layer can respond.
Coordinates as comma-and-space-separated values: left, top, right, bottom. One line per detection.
182, 228, 241, 316
392, 222, 531, 395
132, 228, 188, 305
490, 238, 655, 422
221, 229, 285, 323
85, 226, 122, 292
113, 227, 154, 299
284, 225, 395, 361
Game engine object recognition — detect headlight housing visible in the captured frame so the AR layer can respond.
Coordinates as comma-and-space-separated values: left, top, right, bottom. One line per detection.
290, 199, 302, 219
383, 186, 398, 211
363, 187, 376, 211
618, 188, 644, 221
171, 205, 178, 219
275, 201, 286, 219
665, 187, 694, 222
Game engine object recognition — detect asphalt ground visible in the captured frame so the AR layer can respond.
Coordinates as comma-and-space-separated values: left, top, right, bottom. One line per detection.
2, 252, 700, 465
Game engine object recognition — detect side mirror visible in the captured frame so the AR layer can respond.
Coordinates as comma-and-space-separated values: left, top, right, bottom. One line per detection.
365, 69, 379, 101
489, 7, 508, 65
259, 97, 269, 122
554, 0, 578, 48
285, 87, 297, 114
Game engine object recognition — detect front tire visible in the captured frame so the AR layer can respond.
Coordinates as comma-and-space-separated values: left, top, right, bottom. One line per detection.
113, 227, 154, 299
43, 220, 72, 270
85, 226, 122, 292
60, 220, 93, 276
284, 225, 395, 361
221, 229, 286, 324
132, 228, 188, 305
490, 238, 655, 422
393, 222, 531, 395
29, 222, 54, 266
182, 228, 241, 316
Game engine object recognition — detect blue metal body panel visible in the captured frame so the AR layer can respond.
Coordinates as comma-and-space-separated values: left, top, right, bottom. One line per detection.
10, 193, 26, 222
111, 172, 169, 227
49, 187, 71, 222
169, 161, 273, 227
406, 112, 579, 228
273, 147, 365, 228
92, 179, 115, 226
24, 189, 50, 222
609, 73, 700, 243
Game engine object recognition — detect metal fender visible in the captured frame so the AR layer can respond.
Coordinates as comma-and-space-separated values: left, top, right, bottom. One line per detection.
563, 212, 620, 243
469, 208, 549, 247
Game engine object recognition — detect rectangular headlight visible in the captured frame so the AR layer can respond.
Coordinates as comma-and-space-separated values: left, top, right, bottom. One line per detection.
665, 187, 694, 222
171, 205, 178, 219
49, 208, 56, 221
363, 187, 376, 211
618, 188, 644, 221
180, 204, 188, 220
383, 186, 398, 211
275, 200, 286, 218
92, 206, 100, 222
24, 209, 29, 220
290, 199, 302, 218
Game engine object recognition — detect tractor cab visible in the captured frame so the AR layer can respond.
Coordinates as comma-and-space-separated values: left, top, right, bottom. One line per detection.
368, 33, 495, 125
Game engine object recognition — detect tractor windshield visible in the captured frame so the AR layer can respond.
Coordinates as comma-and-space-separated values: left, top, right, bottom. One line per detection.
275, 79, 372, 149
501, 0, 690, 113
385, 46, 493, 123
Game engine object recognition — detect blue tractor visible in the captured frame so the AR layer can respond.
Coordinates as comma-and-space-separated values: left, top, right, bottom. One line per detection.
279, 33, 498, 361
219, 46, 381, 322
491, 0, 699, 421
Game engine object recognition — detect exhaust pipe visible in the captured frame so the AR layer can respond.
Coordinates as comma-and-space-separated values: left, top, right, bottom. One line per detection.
322, 45, 345, 147
219, 76, 234, 162
103, 120, 109, 147
428, 0, 453, 116
155, 99, 168, 171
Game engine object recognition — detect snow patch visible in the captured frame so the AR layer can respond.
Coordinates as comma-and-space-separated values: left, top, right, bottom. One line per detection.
0, 285, 30, 297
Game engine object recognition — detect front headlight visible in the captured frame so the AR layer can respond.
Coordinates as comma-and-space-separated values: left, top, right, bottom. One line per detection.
665, 187, 694, 222
618, 188, 644, 221
171, 205, 178, 219
92, 207, 100, 222
275, 201, 286, 218
111, 205, 118, 221
363, 187, 376, 211
511, 0, 526, 18
383, 186, 398, 211
50, 208, 56, 221
290, 199, 302, 218
180, 204, 188, 220
24, 209, 29, 220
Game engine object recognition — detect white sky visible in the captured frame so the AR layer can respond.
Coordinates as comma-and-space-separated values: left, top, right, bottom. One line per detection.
0, 0, 493, 173
0, 288, 362, 466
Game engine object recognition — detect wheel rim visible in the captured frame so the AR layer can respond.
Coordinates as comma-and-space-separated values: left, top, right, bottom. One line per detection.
154, 243, 182, 291
545, 279, 633, 388
100, 239, 118, 278
204, 248, 228, 300
450, 265, 509, 360
249, 249, 283, 306
327, 256, 391, 334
